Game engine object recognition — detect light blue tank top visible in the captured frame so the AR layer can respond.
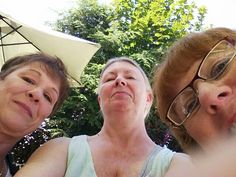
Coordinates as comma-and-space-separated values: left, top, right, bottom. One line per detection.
65, 135, 175, 177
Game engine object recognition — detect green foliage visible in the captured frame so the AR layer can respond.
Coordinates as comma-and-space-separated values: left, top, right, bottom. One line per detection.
55, 0, 114, 42
49, 0, 206, 147
113, 0, 206, 55
47, 86, 103, 137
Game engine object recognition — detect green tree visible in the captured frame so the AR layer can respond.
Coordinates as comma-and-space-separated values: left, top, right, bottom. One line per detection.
50, 0, 206, 145
9, 0, 206, 173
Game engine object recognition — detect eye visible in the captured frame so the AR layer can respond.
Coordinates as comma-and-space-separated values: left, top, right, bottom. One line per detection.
104, 77, 115, 82
22, 76, 35, 85
44, 93, 52, 103
127, 76, 135, 79
183, 97, 198, 117
105, 78, 113, 82
210, 57, 230, 78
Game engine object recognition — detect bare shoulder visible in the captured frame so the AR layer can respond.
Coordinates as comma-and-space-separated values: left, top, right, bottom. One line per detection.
40, 136, 71, 149
170, 152, 192, 168
29, 136, 71, 156
164, 152, 196, 177
31, 137, 71, 162
14, 137, 71, 177
172, 152, 191, 161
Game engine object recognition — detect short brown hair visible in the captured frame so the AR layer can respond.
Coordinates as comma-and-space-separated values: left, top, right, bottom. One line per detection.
1, 52, 70, 115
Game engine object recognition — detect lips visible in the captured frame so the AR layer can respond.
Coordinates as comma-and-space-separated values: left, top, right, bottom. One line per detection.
111, 91, 132, 98
14, 100, 33, 118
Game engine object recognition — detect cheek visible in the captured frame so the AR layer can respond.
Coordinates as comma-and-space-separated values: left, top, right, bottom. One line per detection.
0, 82, 17, 95
224, 74, 236, 88
98, 86, 111, 100
183, 113, 205, 142
97, 92, 106, 108
136, 88, 148, 101
98, 93, 107, 106
184, 108, 218, 132
40, 104, 53, 119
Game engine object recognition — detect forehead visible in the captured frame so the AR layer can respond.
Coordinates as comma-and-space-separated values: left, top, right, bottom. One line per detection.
14, 62, 56, 78
102, 61, 143, 76
12, 62, 47, 74
13, 62, 60, 85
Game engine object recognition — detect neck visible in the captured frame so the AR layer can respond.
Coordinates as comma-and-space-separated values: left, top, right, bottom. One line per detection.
99, 123, 154, 149
0, 133, 19, 160
104, 110, 145, 128
0, 135, 19, 177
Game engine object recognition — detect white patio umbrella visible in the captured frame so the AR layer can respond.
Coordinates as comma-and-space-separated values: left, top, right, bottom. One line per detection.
0, 10, 101, 85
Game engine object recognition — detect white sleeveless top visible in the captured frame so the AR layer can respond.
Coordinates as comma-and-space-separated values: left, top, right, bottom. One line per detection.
65, 135, 175, 177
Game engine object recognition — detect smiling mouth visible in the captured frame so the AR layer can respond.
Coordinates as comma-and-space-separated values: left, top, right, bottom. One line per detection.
14, 101, 33, 118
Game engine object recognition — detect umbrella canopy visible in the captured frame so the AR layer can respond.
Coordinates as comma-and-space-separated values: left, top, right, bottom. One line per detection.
0, 10, 101, 85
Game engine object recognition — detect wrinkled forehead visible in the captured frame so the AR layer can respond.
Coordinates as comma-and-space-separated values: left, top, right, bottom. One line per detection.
21, 62, 60, 81
3, 61, 51, 75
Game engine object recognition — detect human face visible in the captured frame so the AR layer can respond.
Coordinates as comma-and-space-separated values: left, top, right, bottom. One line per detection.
167, 40, 236, 126
98, 61, 152, 121
0, 62, 60, 138
171, 40, 236, 145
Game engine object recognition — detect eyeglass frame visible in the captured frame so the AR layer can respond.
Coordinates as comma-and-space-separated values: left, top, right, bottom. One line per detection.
166, 38, 236, 127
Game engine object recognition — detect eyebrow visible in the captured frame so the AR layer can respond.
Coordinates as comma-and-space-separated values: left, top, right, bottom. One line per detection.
28, 69, 41, 76
28, 69, 59, 98
106, 70, 136, 75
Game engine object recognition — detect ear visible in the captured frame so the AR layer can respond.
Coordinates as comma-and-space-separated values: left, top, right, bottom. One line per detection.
144, 91, 153, 117
146, 90, 153, 104
97, 95, 101, 107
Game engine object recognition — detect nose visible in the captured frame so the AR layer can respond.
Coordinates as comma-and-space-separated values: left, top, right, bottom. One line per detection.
115, 76, 126, 87
198, 84, 232, 114
27, 89, 42, 103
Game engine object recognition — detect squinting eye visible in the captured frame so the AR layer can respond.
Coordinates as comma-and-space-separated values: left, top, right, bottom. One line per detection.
210, 58, 230, 78
44, 93, 52, 103
22, 77, 35, 85
127, 76, 135, 79
104, 78, 114, 82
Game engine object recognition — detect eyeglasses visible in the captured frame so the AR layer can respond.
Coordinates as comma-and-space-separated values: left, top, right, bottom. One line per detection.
166, 39, 236, 126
